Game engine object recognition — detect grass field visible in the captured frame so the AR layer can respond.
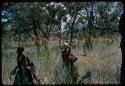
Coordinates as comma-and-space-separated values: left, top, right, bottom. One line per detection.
2, 36, 122, 84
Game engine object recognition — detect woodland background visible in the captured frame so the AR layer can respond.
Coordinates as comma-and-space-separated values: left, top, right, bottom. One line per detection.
1, 2, 124, 84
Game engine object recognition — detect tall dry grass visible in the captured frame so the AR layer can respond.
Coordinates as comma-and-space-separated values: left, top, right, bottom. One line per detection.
2, 36, 121, 84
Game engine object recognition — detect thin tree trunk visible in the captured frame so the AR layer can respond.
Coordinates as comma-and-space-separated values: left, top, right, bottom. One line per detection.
70, 15, 77, 46
34, 29, 40, 56
66, 31, 69, 42
32, 18, 40, 56
59, 20, 62, 48
18, 34, 21, 46
119, 10, 125, 85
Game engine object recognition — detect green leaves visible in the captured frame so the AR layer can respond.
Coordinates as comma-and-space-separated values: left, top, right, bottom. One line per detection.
1, 2, 123, 39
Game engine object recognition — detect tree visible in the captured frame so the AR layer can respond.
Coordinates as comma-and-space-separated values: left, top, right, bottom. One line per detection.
119, 7, 125, 85
63, 2, 85, 46
54, 2, 67, 47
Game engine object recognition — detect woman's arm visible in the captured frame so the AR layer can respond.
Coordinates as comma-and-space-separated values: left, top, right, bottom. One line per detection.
69, 53, 78, 62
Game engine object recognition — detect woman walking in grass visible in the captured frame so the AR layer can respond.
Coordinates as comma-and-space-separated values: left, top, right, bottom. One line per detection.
62, 42, 78, 84
10, 46, 40, 85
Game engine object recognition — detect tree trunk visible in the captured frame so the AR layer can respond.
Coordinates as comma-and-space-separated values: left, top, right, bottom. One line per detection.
18, 34, 21, 46
66, 31, 69, 42
70, 15, 77, 46
59, 21, 62, 48
34, 28, 40, 56
70, 27, 73, 46
119, 10, 125, 85
32, 19, 40, 56
85, 4, 94, 50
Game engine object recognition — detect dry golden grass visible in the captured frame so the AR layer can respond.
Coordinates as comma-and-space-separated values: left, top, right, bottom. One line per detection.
2, 36, 121, 84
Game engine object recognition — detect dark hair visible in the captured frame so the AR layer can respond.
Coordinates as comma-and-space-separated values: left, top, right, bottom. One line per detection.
17, 46, 24, 53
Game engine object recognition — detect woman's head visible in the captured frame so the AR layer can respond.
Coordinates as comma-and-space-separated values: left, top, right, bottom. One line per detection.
64, 42, 70, 48
17, 46, 24, 54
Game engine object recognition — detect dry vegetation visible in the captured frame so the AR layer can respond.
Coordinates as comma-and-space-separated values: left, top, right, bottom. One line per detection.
2, 36, 122, 85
